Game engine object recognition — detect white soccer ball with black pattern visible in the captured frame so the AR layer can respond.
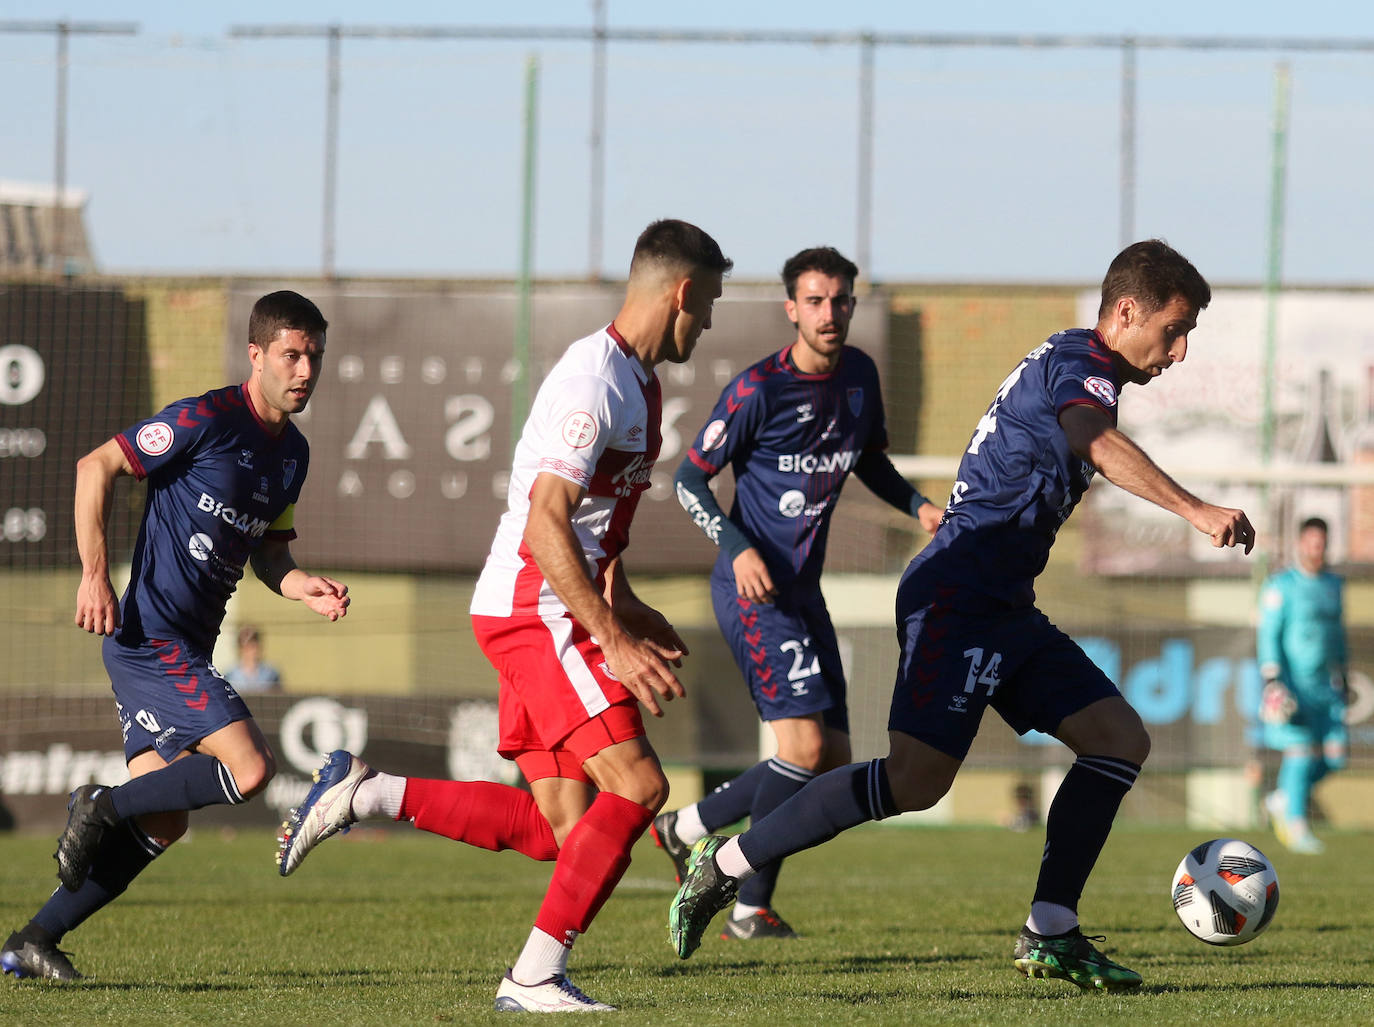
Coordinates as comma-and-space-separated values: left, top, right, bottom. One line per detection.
1171, 838, 1280, 946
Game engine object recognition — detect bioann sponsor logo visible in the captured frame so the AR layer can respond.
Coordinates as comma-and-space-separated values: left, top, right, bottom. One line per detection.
197, 493, 270, 537
777, 450, 859, 474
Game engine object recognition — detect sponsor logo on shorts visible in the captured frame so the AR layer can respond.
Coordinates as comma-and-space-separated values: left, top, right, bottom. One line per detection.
561, 411, 598, 449
701, 418, 727, 452
188, 532, 213, 561
135, 422, 174, 457
1083, 376, 1117, 407
135, 709, 161, 734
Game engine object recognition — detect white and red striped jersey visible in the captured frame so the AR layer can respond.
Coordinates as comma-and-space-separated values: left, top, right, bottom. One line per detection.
470, 323, 663, 618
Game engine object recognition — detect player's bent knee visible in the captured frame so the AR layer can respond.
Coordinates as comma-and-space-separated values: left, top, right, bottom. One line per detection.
227, 751, 276, 798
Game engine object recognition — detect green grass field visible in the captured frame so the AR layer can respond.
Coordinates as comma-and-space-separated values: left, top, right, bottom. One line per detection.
2, 822, 1371, 1024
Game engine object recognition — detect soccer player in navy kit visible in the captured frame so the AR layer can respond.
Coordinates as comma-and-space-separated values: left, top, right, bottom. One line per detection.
653, 247, 940, 940
1, 291, 348, 982
670, 240, 1256, 992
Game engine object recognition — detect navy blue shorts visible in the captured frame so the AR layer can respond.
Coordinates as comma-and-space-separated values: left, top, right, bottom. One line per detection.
889, 600, 1120, 761
103, 635, 253, 763
711, 578, 849, 732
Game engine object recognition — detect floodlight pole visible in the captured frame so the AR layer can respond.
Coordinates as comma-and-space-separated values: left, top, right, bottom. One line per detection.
1119, 36, 1137, 247
0, 19, 138, 272
856, 33, 875, 276
588, 0, 607, 280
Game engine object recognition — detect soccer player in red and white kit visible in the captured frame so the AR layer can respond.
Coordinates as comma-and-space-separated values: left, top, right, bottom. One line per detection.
277, 219, 732, 1012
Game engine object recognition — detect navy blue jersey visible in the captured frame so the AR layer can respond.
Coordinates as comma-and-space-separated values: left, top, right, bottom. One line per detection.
898, 329, 1119, 614
682, 345, 889, 591
112, 384, 309, 652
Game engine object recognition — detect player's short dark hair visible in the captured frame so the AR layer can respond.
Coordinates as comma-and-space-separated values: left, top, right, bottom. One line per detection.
249, 291, 328, 349
628, 220, 733, 282
1299, 516, 1329, 535
781, 247, 859, 299
1097, 239, 1210, 320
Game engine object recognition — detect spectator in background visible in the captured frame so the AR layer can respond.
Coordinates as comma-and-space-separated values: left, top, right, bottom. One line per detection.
225, 624, 282, 693
1258, 516, 1350, 855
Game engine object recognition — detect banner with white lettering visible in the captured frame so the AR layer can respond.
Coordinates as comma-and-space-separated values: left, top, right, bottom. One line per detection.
225, 285, 893, 572
0, 284, 149, 567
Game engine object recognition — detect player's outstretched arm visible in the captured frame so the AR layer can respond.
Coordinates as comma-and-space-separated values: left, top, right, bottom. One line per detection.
250, 539, 350, 621
73, 438, 133, 635
526, 472, 685, 716
1060, 404, 1254, 554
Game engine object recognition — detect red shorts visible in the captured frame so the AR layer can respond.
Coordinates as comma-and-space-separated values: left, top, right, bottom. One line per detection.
471, 612, 646, 782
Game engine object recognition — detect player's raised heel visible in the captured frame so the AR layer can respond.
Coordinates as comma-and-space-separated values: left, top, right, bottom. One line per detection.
650, 810, 691, 884
1012, 926, 1141, 992
668, 835, 738, 959
276, 750, 372, 877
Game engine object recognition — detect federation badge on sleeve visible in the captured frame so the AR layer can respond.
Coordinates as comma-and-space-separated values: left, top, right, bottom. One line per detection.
1083, 376, 1118, 407
561, 411, 599, 449
701, 418, 727, 452
136, 422, 174, 456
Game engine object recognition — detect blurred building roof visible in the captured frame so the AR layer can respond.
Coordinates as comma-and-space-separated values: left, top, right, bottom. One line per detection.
0, 180, 95, 274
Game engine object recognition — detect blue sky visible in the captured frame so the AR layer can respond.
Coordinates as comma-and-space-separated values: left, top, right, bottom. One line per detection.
4, 1, 1373, 284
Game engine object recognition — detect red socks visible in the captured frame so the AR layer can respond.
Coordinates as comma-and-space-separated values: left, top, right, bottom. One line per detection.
533, 792, 654, 943
400, 778, 559, 861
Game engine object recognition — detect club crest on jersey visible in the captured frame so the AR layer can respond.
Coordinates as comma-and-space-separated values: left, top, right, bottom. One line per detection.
135, 421, 174, 457
561, 411, 599, 449
238, 449, 255, 469
847, 387, 864, 416
701, 418, 727, 452
282, 459, 297, 488
1083, 376, 1117, 407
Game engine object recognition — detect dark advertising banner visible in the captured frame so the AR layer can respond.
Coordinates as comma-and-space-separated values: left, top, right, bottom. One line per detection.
225, 285, 892, 573
0, 693, 510, 833
0, 284, 149, 567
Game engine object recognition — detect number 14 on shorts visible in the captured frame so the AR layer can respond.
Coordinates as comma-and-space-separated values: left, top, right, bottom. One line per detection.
963, 647, 1003, 696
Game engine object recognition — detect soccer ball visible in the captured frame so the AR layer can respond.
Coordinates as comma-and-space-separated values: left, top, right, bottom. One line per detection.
1171, 838, 1279, 946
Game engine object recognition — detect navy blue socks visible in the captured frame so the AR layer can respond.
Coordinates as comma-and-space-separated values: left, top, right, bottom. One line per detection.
109, 753, 246, 820
1033, 755, 1140, 911
739, 758, 896, 871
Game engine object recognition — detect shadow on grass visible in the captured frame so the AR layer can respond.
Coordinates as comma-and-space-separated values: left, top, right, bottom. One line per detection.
1139, 979, 1372, 995
652, 949, 979, 979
